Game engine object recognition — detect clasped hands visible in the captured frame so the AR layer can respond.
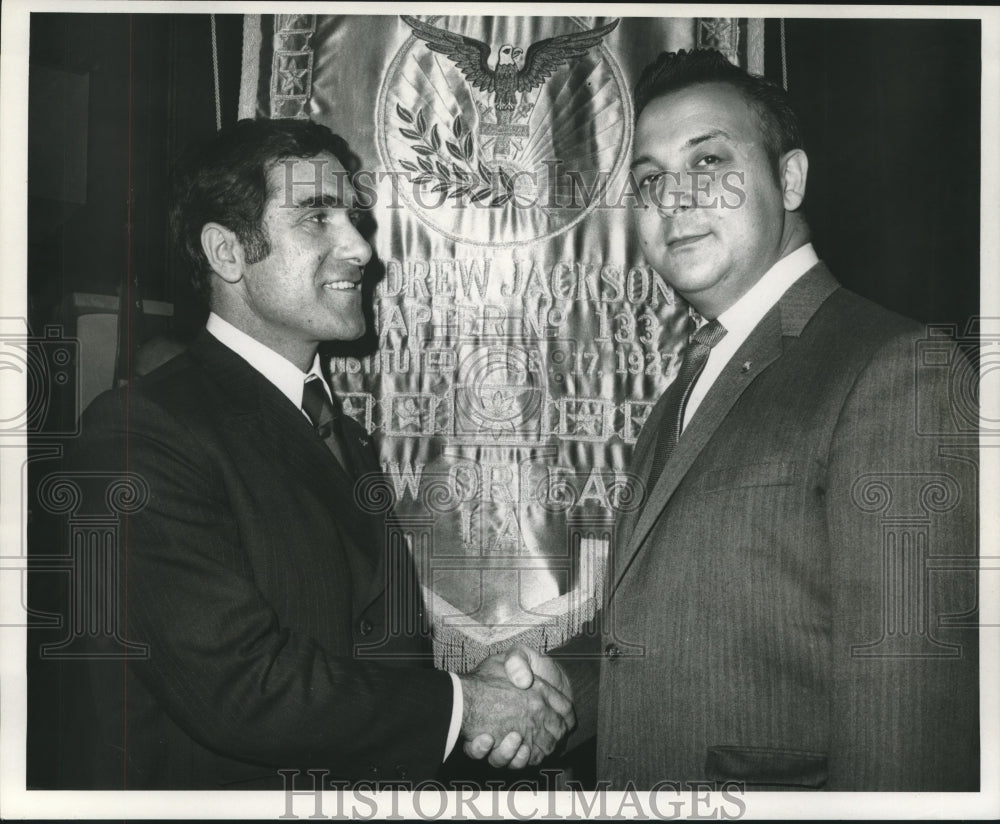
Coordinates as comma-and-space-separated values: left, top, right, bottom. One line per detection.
458, 645, 573, 769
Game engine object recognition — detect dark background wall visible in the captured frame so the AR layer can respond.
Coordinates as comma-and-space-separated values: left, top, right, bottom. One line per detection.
768, 17, 981, 330
28, 13, 244, 339
27, 14, 981, 340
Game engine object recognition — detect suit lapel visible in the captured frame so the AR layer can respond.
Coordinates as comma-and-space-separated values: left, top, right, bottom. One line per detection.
611, 264, 840, 596
338, 416, 388, 615
189, 333, 377, 578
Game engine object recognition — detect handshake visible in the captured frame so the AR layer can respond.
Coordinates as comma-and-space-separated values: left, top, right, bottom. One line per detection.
458, 645, 574, 769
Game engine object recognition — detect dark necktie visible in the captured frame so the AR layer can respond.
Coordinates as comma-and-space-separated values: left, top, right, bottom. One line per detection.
302, 376, 353, 476
645, 318, 728, 489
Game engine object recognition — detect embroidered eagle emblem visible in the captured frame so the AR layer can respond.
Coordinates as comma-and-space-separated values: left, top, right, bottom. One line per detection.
401, 16, 619, 126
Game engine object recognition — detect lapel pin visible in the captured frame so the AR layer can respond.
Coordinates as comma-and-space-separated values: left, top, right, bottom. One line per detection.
741, 361, 752, 373
359, 438, 370, 447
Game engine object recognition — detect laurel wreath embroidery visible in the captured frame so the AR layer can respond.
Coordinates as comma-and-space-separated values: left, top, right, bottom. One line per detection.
396, 104, 515, 207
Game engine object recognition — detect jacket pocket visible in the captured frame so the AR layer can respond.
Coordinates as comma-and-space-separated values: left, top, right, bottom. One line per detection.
705, 745, 827, 789
701, 461, 798, 492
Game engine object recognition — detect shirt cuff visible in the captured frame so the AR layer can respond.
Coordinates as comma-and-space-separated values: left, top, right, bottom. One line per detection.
444, 671, 463, 761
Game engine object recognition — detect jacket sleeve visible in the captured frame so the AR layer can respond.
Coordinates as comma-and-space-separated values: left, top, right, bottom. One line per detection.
549, 623, 602, 749
824, 330, 978, 790
73, 389, 453, 781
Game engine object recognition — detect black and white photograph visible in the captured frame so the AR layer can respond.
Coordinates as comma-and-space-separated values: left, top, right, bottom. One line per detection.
1, 2, 997, 819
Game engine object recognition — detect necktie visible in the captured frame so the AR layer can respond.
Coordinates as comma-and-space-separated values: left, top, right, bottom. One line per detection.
645, 318, 728, 489
302, 376, 353, 476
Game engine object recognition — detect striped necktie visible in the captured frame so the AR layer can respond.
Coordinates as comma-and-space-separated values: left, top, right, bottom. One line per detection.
302, 376, 353, 476
645, 318, 728, 489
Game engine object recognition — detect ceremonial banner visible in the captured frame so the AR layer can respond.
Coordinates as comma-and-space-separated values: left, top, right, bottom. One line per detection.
241, 14, 762, 670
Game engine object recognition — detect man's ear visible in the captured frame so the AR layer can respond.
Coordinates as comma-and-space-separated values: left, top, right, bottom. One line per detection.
779, 149, 808, 211
200, 223, 244, 285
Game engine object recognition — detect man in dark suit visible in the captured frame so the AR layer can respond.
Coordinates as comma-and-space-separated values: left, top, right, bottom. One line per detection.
493, 49, 979, 790
46, 118, 573, 789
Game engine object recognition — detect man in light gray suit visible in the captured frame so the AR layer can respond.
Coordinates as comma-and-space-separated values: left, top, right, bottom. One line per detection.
478, 48, 978, 791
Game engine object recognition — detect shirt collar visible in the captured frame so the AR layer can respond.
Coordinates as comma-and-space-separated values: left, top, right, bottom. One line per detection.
206, 313, 328, 409
713, 243, 820, 338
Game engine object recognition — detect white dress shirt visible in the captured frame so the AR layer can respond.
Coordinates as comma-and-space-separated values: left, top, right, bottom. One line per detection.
682, 243, 820, 430
206, 312, 331, 409
206, 313, 463, 760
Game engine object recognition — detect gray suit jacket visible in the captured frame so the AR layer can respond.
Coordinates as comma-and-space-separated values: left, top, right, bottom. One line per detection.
559, 263, 978, 790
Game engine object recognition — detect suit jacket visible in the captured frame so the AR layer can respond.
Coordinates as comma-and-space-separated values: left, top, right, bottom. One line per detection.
52, 331, 452, 789
559, 264, 978, 791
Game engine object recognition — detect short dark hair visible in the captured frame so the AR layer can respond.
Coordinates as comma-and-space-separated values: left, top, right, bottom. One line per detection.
170, 118, 359, 299
634, 49, 803, 173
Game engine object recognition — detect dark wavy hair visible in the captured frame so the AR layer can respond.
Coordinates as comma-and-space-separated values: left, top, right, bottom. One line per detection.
634, 49, 804, 175
169, 118, 359, 299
